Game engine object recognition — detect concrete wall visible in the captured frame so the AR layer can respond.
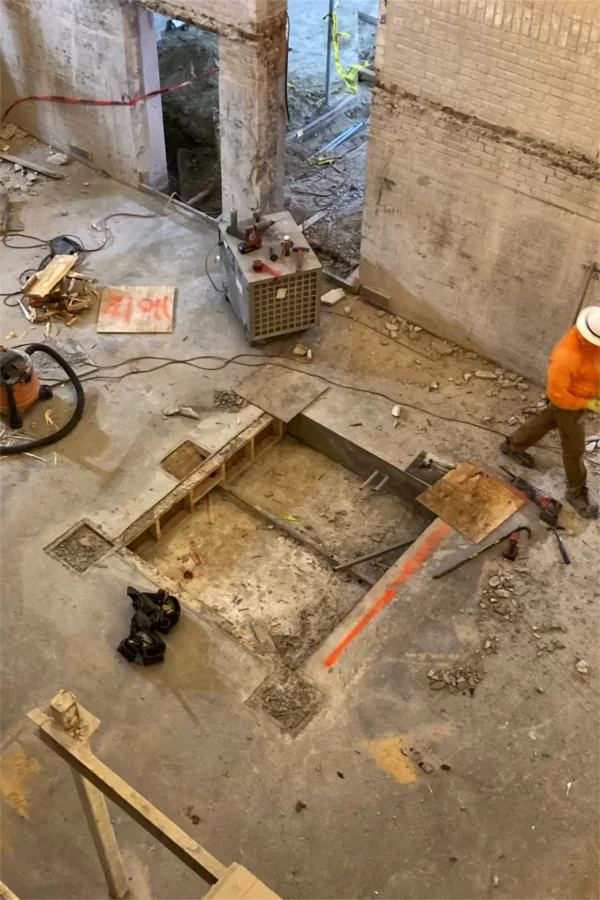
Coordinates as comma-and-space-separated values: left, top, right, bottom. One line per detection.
360, 0, 600, 381
0, 0, 167, 186
0, 0, 287, 217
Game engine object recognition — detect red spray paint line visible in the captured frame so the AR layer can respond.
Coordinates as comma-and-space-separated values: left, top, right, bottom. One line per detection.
324, 521, 451, 668
1, 69, 219, 125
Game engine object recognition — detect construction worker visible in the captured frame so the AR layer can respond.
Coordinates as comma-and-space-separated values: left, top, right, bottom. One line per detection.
501, 306, 600, 519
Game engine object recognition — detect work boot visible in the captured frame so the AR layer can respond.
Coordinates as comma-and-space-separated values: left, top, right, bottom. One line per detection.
500, 438, 535, 469
566, 487, 599, 520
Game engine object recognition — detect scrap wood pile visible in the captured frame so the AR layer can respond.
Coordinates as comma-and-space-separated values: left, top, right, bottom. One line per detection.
22, 254, 99, 326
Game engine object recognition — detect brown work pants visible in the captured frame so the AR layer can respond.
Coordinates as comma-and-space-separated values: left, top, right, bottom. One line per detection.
509, 404, 586, 493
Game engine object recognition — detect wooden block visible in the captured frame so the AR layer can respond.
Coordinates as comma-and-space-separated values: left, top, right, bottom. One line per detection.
0, 152, 64, 178
97, 285, 176, 333
206, 864, 280, 900
23, 254, 78, 298
49, 690, 80, 731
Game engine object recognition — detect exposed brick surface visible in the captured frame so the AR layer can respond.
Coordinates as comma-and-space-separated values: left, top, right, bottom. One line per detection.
361, 0, 600, 380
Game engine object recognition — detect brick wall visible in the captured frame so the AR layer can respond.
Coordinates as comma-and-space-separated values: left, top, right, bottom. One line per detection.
361, 0, 600, 380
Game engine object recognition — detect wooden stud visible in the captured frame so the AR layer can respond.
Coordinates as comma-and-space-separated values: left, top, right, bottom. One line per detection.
28, 704, 228, 886
150, 519, 161, 541
71, 771, 129, 899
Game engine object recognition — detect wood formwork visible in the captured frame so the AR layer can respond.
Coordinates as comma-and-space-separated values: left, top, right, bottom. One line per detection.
117, 413, 284, 553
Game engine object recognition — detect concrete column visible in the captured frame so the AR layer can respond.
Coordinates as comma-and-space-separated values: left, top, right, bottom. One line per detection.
218, 1, 287, 220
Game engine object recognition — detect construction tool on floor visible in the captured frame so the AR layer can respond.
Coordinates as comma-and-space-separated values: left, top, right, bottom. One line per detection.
502, 530, 522, 561
554, 527, 571, 565
219, 210, 321, 344
252, 258, 280, 278
117, 586, 181, 665
333, 537, 418, 571
0, 343, 85, 454
432, 524, 532, 579
500, 467, 562, 526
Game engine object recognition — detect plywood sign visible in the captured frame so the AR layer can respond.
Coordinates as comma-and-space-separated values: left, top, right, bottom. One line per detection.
97, 285, 175, 333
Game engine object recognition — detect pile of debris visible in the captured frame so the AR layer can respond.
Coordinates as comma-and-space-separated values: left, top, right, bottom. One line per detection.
427, 656, 484, 693
478, 570, 523, 623
22, 254, 99, 325
213, 389, 246, 410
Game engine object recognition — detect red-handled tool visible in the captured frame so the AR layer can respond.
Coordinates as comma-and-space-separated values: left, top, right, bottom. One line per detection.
252, 258, 280, 278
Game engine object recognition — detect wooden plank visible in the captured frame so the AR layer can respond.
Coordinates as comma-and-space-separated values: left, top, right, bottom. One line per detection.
0, 152, 65, 178
71, 771, 129, 899
28, 706, 227, 886
0, 186, 8, 235
0, 882, 19, 900
417, 461, 526, 543
23, 254, 78, 298
97, 285, 176, 333
206, 864, 280, 900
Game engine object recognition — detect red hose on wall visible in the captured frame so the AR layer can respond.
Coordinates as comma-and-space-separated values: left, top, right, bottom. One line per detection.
0, 68, 219, 125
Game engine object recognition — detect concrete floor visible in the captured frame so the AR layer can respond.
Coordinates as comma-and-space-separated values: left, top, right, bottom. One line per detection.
1, 137, 599, 900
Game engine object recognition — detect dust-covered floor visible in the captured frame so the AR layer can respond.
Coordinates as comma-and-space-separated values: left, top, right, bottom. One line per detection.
141, 436, 427, 669
1, 131, 599, 900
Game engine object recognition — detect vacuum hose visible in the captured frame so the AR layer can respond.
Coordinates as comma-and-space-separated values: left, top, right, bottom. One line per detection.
0, 343, 85, 456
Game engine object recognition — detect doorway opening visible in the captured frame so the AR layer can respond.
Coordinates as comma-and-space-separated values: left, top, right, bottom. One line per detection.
153, 13, 221, 216
284, 1, 378, 279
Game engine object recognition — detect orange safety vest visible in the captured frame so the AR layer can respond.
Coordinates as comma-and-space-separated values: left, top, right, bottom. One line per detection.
547, 326, 600, 410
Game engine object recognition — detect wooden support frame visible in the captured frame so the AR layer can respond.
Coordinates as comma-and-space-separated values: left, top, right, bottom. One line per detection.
119, 414, 283, 554
28, 692, 279, 899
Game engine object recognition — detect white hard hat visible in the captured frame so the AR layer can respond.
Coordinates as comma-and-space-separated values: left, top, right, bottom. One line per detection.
576, 306, 600, 347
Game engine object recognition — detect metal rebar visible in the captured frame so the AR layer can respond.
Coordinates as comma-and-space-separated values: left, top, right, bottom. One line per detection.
333, 538, 417, 572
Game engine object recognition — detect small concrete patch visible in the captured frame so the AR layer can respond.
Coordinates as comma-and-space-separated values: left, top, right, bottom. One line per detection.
45, 520, 113, 573
247, 669, 322, 734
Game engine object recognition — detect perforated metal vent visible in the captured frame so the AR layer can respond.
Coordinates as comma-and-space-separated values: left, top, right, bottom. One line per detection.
250, 271, 319, 341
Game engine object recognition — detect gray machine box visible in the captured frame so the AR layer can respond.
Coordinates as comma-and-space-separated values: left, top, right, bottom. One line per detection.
219, 211, 322, 344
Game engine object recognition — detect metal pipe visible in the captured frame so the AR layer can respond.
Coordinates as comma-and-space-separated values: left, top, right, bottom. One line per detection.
310, 120, 366, 160
325, 0, 334, 106
333, 537, 417, 572
285, 95, 356, 144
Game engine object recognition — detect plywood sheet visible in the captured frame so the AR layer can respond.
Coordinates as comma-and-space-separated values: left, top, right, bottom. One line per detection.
97, 285, 175, 333
417, 462, 526, 543
236, 365, 327, 422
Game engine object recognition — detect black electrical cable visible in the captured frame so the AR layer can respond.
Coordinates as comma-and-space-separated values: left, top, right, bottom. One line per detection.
0, 343, 85, 455
40, 348, 556, 445
204, 242, 225, 293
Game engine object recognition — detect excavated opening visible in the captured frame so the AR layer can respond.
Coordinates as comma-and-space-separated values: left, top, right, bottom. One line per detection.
155, 16, 221, 215
125, 430, 429, 672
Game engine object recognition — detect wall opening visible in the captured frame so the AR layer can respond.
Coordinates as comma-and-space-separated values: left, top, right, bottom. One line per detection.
283, 1, 378, 280
153, 13, 221, 216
